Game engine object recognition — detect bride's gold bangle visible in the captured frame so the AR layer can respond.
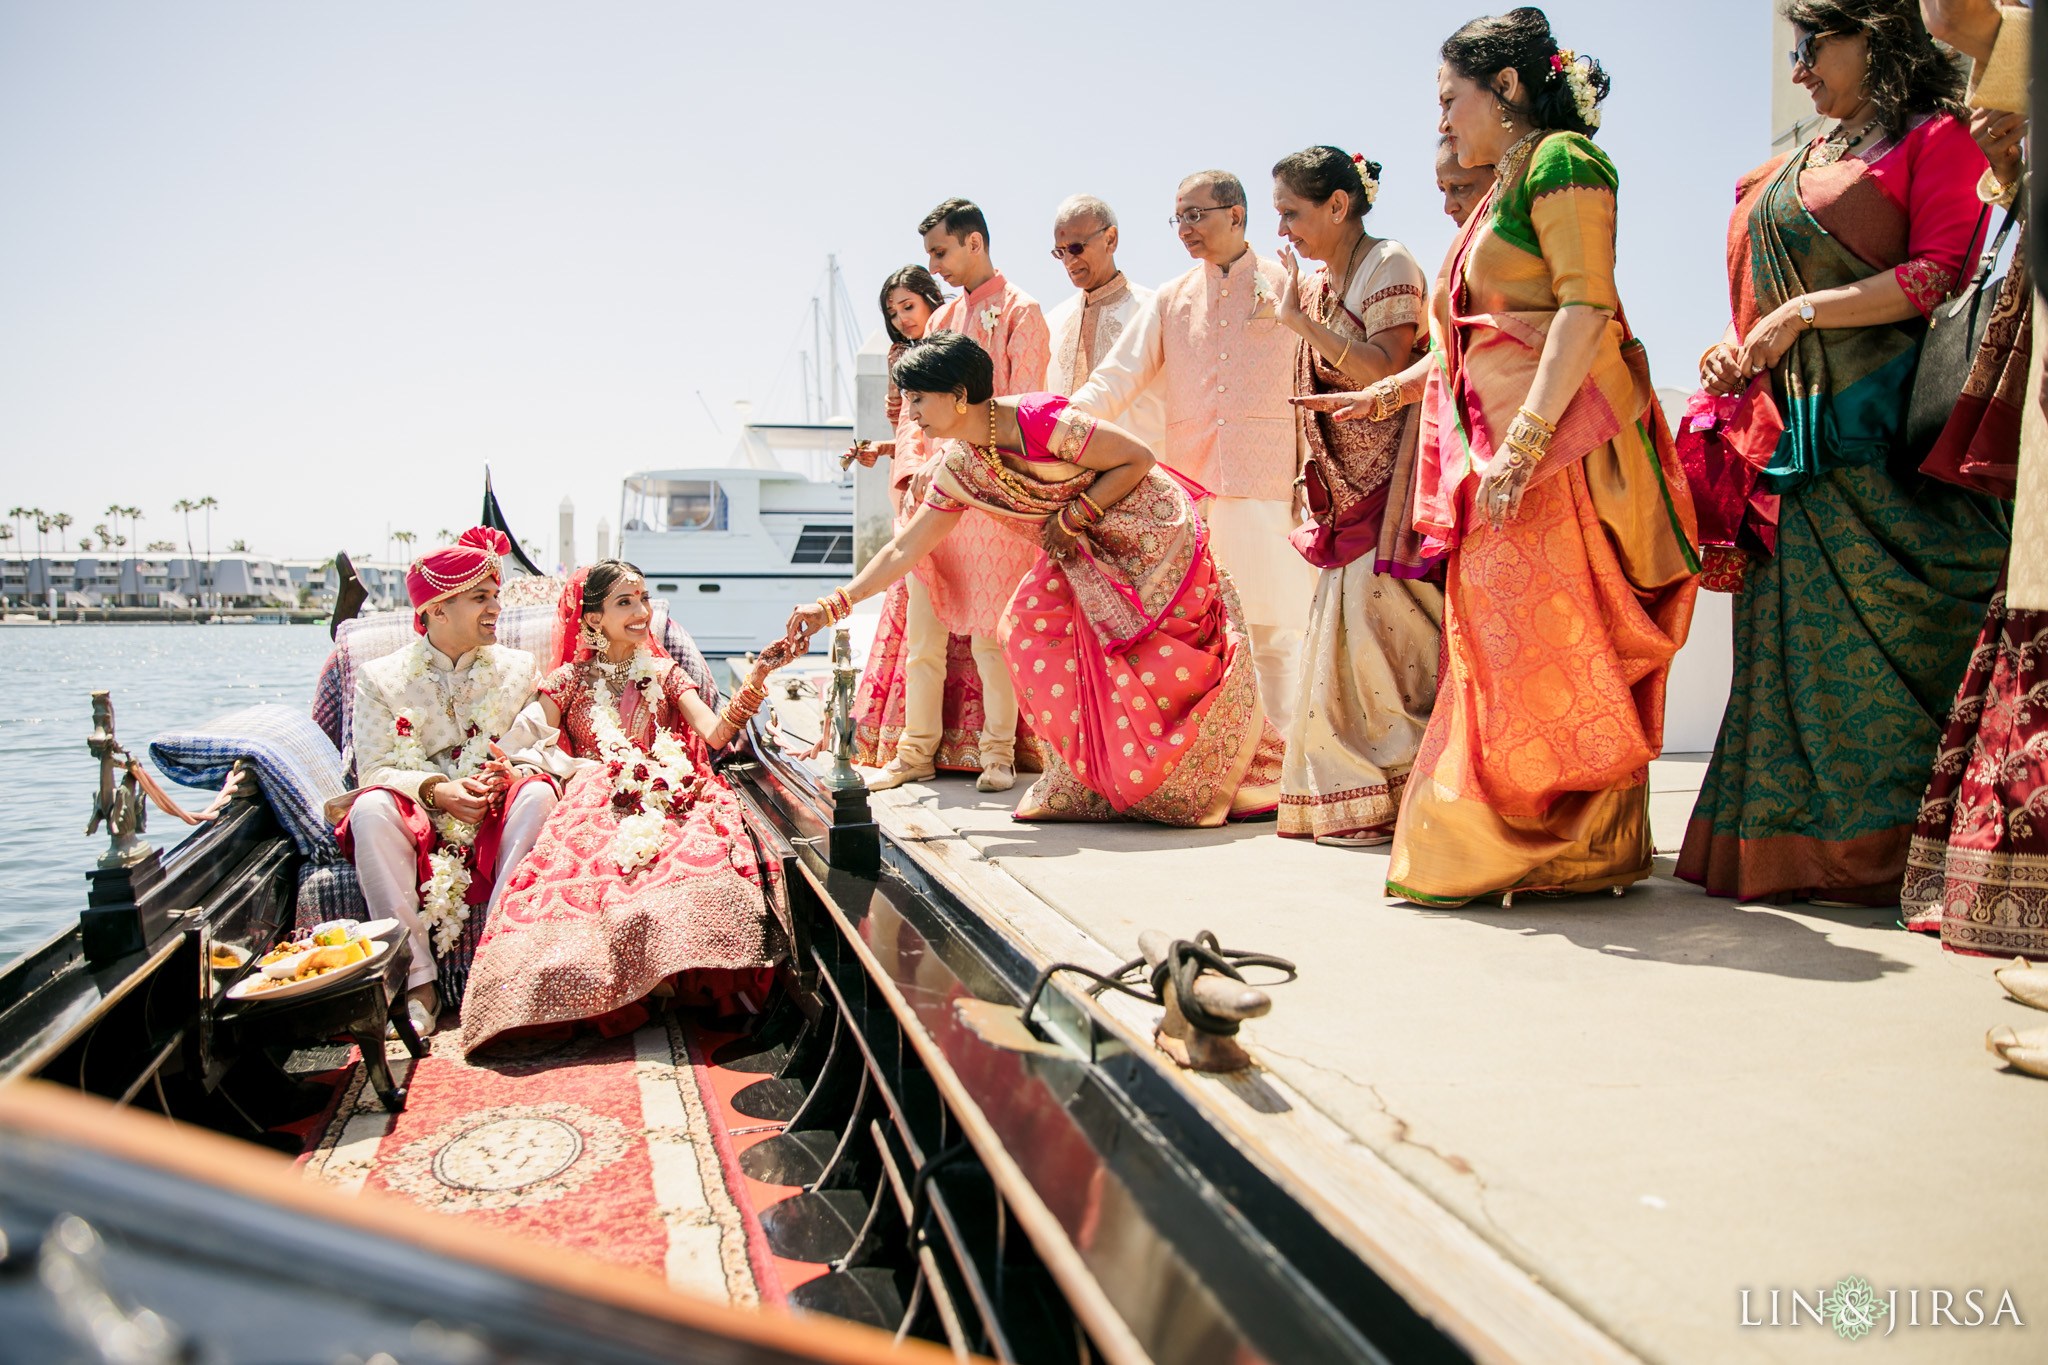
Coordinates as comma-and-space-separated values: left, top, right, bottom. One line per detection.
1513, 405, 1557, 437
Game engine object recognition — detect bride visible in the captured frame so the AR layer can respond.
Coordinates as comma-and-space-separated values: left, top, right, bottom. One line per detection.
459, 561, 795, 1054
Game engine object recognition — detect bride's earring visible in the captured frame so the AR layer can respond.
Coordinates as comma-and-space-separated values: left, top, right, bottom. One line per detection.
954, 397, 969, 415
580, 620, 608, 654
1498, 98, 1513, 129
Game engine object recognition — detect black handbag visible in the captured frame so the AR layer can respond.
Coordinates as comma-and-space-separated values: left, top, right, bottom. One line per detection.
1904, 202, 2020, 464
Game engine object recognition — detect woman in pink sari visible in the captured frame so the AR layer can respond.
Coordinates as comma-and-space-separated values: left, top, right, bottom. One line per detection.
459, 562, 795, 1054
789, 332, 1283, 825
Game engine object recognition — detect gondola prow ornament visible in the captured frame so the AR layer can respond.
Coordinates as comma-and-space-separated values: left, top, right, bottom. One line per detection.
86, 690, 150, 870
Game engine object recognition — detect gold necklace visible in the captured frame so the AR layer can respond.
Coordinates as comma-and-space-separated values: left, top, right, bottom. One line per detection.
970, 402, 1042, 504
1494, 129, 1544, 187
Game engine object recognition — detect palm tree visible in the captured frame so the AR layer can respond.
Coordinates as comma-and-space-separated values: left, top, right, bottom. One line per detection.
125, 507, 145, 558
392, 530, 418, 568
51, 512, 72, 553
6, 507, 26, 554
228, 538, 247, 553
437, 527, 455, 545
93, 523, 111, 552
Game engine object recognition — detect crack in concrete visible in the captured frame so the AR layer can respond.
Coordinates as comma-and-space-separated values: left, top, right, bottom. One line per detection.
1253, 1042, 1513, 1239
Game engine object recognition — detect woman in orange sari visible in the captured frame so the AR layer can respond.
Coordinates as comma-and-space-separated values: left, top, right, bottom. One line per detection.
1306, 9, 1699, 903
788, 332, 1283, 826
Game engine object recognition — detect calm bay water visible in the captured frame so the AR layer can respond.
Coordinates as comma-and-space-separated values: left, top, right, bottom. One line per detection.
0, 623, 335, 964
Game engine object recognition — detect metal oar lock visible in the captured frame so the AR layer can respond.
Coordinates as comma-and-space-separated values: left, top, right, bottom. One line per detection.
966, 930, 1298, 1074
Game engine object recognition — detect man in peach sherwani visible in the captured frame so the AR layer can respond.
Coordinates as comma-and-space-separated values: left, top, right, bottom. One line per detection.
1068, 171, 1314, 734
873, 197, 1050, 794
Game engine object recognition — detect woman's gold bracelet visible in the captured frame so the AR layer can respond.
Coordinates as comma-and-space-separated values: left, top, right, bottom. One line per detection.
1513, 405, 1557, 437
1331, 336, 1353, 370
815, 587, 852, 624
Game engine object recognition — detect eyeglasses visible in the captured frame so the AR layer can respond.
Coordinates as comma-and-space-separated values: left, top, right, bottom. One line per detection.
1168, 206, 1237, 229
1049, 225, 1109, 260
1788, 30, 1838, 71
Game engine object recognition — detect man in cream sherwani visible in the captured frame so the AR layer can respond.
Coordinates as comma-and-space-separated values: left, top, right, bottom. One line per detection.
334, 527, 564, 1036
1067, 170, 1315, 734
1042, 194, 1166, 454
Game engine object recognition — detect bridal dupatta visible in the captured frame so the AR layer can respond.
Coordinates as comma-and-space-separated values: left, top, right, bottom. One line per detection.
923, 393, 1284, 826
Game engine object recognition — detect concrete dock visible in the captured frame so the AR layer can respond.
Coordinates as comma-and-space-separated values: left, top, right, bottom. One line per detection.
838, 753, 2047, 1364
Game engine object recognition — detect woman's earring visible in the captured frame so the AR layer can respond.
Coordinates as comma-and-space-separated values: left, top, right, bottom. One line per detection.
1498, 99, 1513, 129
954, 398, 969, 414
580, 621, 608, 653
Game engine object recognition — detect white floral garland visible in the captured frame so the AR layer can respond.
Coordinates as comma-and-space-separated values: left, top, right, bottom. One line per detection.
386, 639, 530, 956
584, 648, 697, 877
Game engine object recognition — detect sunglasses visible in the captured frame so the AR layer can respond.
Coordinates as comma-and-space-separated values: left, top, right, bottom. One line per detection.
1788, 30, 1839, 71
1049, 225, 1109, 260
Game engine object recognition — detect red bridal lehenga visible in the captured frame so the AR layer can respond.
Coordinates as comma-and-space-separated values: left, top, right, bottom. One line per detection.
459, 603, 780, 1055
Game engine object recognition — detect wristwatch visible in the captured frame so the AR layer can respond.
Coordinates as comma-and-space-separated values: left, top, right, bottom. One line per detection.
1796, 296, 1816, 326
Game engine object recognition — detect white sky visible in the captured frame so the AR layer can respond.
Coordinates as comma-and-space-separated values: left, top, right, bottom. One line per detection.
0, 1, 1768, 566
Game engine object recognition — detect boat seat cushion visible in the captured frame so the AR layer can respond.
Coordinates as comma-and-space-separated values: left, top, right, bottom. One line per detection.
150, 702, 347, 861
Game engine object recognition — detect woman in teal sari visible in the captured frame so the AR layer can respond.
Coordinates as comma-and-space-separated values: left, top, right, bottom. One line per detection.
1677, 0, 2007, 905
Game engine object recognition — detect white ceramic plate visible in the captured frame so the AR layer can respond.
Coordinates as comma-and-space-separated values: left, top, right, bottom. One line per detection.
227, 938, 393, 1005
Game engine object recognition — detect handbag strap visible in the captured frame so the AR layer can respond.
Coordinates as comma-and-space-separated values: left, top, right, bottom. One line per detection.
1945, 202, 2020, 320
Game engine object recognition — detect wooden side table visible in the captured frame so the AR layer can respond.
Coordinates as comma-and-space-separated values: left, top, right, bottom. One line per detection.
222, 937, 428, 1112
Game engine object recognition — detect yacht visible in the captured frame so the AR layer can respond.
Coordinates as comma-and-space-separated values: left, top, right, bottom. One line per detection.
621, 420, 856, 655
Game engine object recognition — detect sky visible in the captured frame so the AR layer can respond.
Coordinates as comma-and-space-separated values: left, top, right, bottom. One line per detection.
0, 1, 1770, 567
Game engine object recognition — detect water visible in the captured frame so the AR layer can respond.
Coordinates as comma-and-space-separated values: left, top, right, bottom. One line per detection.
0, 624, 334, 965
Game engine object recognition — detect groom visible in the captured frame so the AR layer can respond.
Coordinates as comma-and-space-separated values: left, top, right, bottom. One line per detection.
334, 527, 563, 1036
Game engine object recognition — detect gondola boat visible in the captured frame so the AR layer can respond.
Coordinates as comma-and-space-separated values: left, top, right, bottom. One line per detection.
0, 486, 1492, 1365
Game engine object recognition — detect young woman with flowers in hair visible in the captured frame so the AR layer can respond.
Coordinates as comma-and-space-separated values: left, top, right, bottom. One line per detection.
458, 561, 797, 1054
1304, 7, 1701, 905
844, 265, 1044, 787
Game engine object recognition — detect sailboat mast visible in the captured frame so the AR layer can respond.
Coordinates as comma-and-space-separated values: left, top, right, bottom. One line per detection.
811, 296, 824, 424
827, 253, 840, 418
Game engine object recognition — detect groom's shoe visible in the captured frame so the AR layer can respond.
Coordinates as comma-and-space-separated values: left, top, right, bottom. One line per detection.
866, 757, 936, 791
388, 983, 440, 1041
976, 763, 1016, 793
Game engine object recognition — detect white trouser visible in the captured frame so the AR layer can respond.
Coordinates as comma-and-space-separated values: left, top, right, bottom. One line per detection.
900, 574, 1018, 768
1203, 497, 1314, 736
350, 783, 557, 989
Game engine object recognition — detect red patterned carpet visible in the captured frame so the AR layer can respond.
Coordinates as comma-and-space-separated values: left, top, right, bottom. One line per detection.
299, 1016, 786, 1306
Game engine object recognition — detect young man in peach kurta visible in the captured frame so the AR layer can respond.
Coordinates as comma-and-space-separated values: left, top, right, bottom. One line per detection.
1068, 171, 1314, 734
884, 198, 1050, 790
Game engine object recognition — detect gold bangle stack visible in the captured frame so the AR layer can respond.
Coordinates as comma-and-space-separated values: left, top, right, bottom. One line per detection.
1078, 491, 1107, 523
1499, 406, 1556, 472
720, 678, 769, 730
815, 586, 852, 624
1364, 376, 1406, 423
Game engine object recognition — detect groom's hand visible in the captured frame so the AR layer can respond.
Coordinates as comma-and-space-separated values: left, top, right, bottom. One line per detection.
428, 777, 493, 823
